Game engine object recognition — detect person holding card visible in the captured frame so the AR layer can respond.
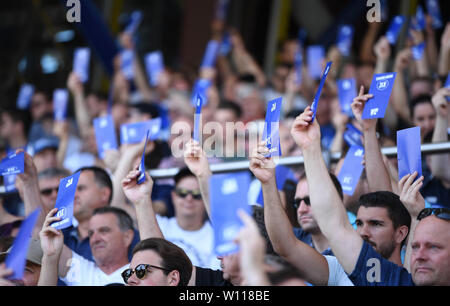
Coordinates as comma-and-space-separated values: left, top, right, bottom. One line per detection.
289, 107, 450, 286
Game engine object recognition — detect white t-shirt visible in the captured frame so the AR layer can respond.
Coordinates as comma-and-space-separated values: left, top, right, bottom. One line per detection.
325, 255, 354, 286
156, 215, 221, 270
62, 252, 128, 286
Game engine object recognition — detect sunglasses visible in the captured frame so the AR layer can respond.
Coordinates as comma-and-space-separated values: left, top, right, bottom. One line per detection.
121, 264, 170, 284
174, 188, 202, 200
293, 196, 310, 210
417, 208, 450, 221
40, 187, 59, 196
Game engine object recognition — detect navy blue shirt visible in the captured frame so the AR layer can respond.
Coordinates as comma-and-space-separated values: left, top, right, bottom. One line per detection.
62, 226, 140, 262
293, 227, 334, 256
348, 241, 415, 286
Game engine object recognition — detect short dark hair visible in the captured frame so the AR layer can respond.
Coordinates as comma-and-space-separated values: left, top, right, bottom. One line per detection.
358, 191, 411, 246
0, 107, 32, 136
410, 94, 433, 116
217, 100, 242, 119
75, 166, 113, 204
93, 206, 134, 233
132, 238, 193, 286
299, 172, 344, 201
265, 254, 305, 285
174, 167, 195, 186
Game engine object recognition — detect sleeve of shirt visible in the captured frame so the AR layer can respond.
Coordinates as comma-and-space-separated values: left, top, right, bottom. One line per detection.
60, 252, 94, 286
348, 241, 415, 286
324, 255, 354, 286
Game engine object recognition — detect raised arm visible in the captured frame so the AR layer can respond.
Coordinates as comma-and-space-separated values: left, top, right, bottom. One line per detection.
352, 86, 392, 192
392, 48, 413, 123
67, 72, 90, 139
438, 23, 450, 77
290, 107, 363, 274
429, 88, 450, 182
121, 166, 163, 240
249, 141, 329, 285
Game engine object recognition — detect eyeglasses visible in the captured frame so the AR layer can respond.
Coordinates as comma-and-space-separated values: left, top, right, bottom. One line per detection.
121, 264, 170, 284
174, 188, 202, 200
40, 187, 59, 196
417, 208, 450, 221
293, 196, 310, 210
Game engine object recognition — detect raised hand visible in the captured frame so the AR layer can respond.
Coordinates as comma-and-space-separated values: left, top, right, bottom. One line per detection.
351, 86, 376, 131
249, 141, 275, 184
121, 165, 154, 205
431, 87, 450, 118
374, 36, 391, 61
398, 172, 425, 218
184, 139, 212, 179
290, 106, 321, 151
39, 208, 64, 259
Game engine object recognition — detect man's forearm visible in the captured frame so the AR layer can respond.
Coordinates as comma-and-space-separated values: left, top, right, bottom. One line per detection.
135, 198, 164, 240
38, 256, 60, 286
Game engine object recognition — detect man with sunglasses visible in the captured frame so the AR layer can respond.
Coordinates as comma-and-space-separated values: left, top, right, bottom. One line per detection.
38, 167, 71, 212
289, 107, 450, 286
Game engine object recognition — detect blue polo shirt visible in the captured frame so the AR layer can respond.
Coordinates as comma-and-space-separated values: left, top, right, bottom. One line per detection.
348, 241, 415, 286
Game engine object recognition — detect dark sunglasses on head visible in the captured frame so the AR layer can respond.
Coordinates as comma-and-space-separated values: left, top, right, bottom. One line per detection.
293, 196, 310, 210
174, 188, 202, 200
40, 187, 59, 196
121, 264, 170, 284
417, 208, 450, 221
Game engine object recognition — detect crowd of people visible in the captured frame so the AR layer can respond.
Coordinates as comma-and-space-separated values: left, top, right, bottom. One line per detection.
0, 2, 449, 287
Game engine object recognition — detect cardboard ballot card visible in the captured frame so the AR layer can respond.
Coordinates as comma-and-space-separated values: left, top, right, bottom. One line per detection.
193, 94, 203, 143
144, 51, 164, 87
444, 73, 450, 102
191, 79, 211, 106
16, 84, 35, 110
298, 28, 307, 47
209, 171, 251, 256
343, 123, 363, 148
121, 49, 135, 80
215, 0, 230, 21
426, 0, 443, 29
125, 11, 143, 34
0, 151, 24, 176
386, 15, 406, 45
262, 97, 282, 157
219, 32, 232, 56
201, 40, 220, 68
3, 174, 17, 193
337, 78, 357, 117
93, 115, 118, 159
137, 130, 150, 185
73, 48, 91, 83
294, 51, 303, 85
336, 25, 354, 57
310, 61, 332, 122
362, 72, 397, 119
307, 45, 325, 80
397, 126, 422, 181
338, 145, 365, 196
412, 5, 426, 31
51, 172, 81, 230
120, 118, 162, 145
5, 208, 41, 280
53, 89, 69, 121
412, 42, 426, 61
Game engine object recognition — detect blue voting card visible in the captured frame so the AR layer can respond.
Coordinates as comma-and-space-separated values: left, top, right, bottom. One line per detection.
5, 208, 41, 280
337, 78, 357, 117
412, 42, 426, 61
3, 174, 17, 193
137, 130, 150, 185
51, 171, 81, 230
444, 73, 450, 102
209, 171, 251, 256
310, 62, 332, 122
426, 0, 443, 29
362, 72, 397, 119
338, 145, 365, 196
397, 126, 422, 181
193, 94, 203, 143
0, 151, 24, 176
219, 32, 232, 56
201, 40, 220, 68
215, 0, 229, 20
191, 79, 211, 106
336, 25, 354, 57
120, 118, 162, 144
412, 5, 426, 31
262, 97, 282, 157
298, 28, 307, 47
125, 11, 143, 34
343, 123, 363, 148
294, 50, 303, 85
93, 115, 118, 159
53, 89, 69, 121
121, 49, 134, 80
386, 16, 406, 45
144, 51, 164, 87
16, 84, 35, 110
380, 0, 389, 22
73, 47, 91, 83
307, 45, 325, 80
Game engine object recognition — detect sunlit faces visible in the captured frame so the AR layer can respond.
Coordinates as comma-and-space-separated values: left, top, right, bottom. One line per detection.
126, 250, 176, 286
295, 179, 320, 233
74, 170, 110, 221
171, 176, 205, 219
39, 176, 63, 211
411, 216, 450, 286
412, 102, 436, 140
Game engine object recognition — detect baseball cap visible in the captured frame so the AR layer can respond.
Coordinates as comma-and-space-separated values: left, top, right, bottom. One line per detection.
29, 136, 59, 156
0, 238, 43, 266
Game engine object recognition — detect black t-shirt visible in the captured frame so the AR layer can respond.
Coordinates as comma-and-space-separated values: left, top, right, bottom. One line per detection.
194, 266, 234, 286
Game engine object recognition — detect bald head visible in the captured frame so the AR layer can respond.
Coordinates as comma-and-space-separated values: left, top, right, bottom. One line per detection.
411, 216, 450, 286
